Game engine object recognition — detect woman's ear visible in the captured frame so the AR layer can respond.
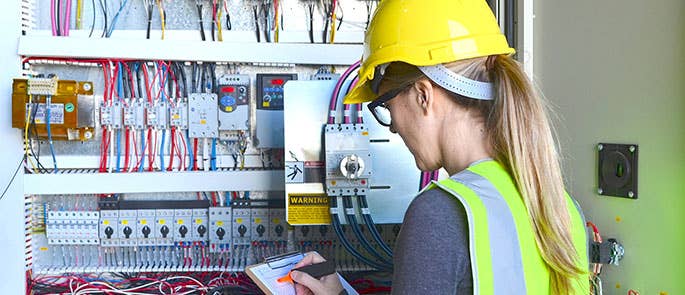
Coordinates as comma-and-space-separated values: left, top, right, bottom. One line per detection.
414, 78, 434, 114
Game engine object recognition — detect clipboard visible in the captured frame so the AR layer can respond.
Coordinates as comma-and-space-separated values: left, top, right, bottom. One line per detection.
245, 251, 358, 295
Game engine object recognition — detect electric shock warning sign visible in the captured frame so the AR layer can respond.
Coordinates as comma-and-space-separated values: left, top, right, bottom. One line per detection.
287, 193, 330, 225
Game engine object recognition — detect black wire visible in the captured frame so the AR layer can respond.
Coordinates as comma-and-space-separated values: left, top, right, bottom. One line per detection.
196, 3, 206, 41
252, 5, 260, 42
191, 63, 198, 93
210, 4, 218, 41
322, 1, 332, 43
89, 0, 96, 37
262, 3, 270, 43
225, 10, 232, 30
360, 195, 394, 257
56, 0, 62, 36
135, 62, 143, 99
1, 160, 23, 201
307, 4, 314, 43
146, 4, 153, 39
99, 0, 108, 38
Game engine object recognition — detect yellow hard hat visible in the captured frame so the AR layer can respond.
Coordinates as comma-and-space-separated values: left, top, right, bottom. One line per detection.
343, 0, 515, 104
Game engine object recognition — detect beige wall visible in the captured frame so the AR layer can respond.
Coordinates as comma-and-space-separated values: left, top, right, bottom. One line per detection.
534, 0, 685, 293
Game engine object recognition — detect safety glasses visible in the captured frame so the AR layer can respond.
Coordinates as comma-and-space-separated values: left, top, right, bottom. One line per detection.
367, 84, 411, 127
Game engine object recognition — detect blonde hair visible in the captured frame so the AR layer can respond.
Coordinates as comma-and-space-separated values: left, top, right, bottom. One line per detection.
382, 56, 585, 293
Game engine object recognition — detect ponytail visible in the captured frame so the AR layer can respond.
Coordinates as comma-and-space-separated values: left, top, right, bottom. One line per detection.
488, 54, 584, 293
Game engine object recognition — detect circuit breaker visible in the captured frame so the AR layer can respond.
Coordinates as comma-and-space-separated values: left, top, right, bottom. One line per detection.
324, 124, 373, 196
255, 73, 297, 148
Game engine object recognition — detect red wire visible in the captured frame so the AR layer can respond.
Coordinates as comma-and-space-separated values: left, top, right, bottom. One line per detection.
178, 129, 188, 171
193, 138, 199, 171
168, 127, 176, 171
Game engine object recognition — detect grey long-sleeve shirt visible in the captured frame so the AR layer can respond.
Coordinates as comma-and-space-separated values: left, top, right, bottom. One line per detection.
392, 188, 474, 295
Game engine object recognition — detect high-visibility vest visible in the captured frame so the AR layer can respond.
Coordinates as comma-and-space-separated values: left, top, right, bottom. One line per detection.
425, 160, 590, 294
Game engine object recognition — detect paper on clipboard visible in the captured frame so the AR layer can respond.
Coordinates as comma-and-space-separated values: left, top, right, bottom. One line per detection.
245, 251, 358, 295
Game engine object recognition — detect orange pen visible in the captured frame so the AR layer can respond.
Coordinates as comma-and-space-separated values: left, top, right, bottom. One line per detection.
277, 260, 336, 284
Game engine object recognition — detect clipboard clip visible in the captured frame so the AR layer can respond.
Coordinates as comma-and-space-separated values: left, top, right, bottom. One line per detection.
265, 251, 304, 269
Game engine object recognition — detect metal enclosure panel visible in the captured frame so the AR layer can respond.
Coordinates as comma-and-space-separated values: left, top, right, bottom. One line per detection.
535, 0, 685, 292
284, 81, 421, 224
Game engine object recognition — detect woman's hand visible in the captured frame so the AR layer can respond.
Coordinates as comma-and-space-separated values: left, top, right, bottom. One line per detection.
292, 252, 344, 295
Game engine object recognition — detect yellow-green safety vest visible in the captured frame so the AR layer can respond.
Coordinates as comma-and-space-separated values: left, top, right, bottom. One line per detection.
424, 160, 590, 294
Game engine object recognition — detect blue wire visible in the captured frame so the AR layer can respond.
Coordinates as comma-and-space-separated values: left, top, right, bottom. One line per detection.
45, 97, 58, 173
106, 0, 129, 37
186, 130, 194, 171
211, 139, 217, 171
116, 63, 124, 172
244, 191, 250, 199
138, 131, 146, 172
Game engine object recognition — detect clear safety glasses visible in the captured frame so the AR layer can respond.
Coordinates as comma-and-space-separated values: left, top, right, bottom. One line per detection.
367, 84, 411, 127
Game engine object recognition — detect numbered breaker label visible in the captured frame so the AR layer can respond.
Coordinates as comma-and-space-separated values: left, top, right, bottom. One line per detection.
100, 102, 123, 129
188, 93, 219, 138
146, 102, 169, 129
324, 124, 373, 196
209, 207, 232, 253
123, 99, 146, 130
26, 103, 65, 125
46, 211, 99, 245
170, 101, 188, 129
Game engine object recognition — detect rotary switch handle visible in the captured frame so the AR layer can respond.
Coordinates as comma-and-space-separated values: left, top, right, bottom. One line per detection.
216, 227, 226, 240
123, 226, 133, 239
238, 224, 247, 237
160, 225, 170, 238
340, 154, 365, 179
256, 224, 266, 238
179, 225, 188, 238
142, 225, 151, 238
198, 225, 207, 237
104, 226, 114, 239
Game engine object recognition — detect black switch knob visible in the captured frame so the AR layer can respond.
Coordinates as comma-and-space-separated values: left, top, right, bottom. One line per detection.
142, 226, 151, 238
256, 224, 266, 237
319, 225, 328, 237
301, 226, 310, 237
238, 224, 247, 237
160, 225, 170, 238
197, 225, 207, 237
275, 224, 284, 237
104, 226, 114, 239
216, 227, 226, 240
123, 226, 133, 239
179, 225, 188, 238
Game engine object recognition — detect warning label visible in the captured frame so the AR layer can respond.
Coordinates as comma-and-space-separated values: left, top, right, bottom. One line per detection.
287, 193, 330, 225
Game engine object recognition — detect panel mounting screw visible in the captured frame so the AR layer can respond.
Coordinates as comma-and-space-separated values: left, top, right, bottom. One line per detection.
628, 191, 634, 198
597, 144, 604, 151
629, 146, 636, 153
597, 188, 604, 194
83, 83, 92, 91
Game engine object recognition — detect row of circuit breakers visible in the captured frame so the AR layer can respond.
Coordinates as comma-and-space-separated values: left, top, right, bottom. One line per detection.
12, 73, 299, 147
45, 200, 290, 253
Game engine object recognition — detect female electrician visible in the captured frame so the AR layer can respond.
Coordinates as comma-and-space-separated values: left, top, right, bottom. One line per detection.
290, 0, 590, 294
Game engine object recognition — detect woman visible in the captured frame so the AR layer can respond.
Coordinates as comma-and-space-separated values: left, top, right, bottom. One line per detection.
291, 0, 590, 294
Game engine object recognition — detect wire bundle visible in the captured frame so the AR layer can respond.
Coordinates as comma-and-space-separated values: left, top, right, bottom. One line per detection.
28, 272, 260, 295
51, 0, 72, 36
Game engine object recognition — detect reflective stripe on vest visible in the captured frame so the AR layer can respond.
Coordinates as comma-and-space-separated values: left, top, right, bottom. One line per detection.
425, 160, 590, 294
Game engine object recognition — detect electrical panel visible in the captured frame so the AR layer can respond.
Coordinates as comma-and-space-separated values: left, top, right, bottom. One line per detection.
217, 74, 250, 131
255, 73, 298, 148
